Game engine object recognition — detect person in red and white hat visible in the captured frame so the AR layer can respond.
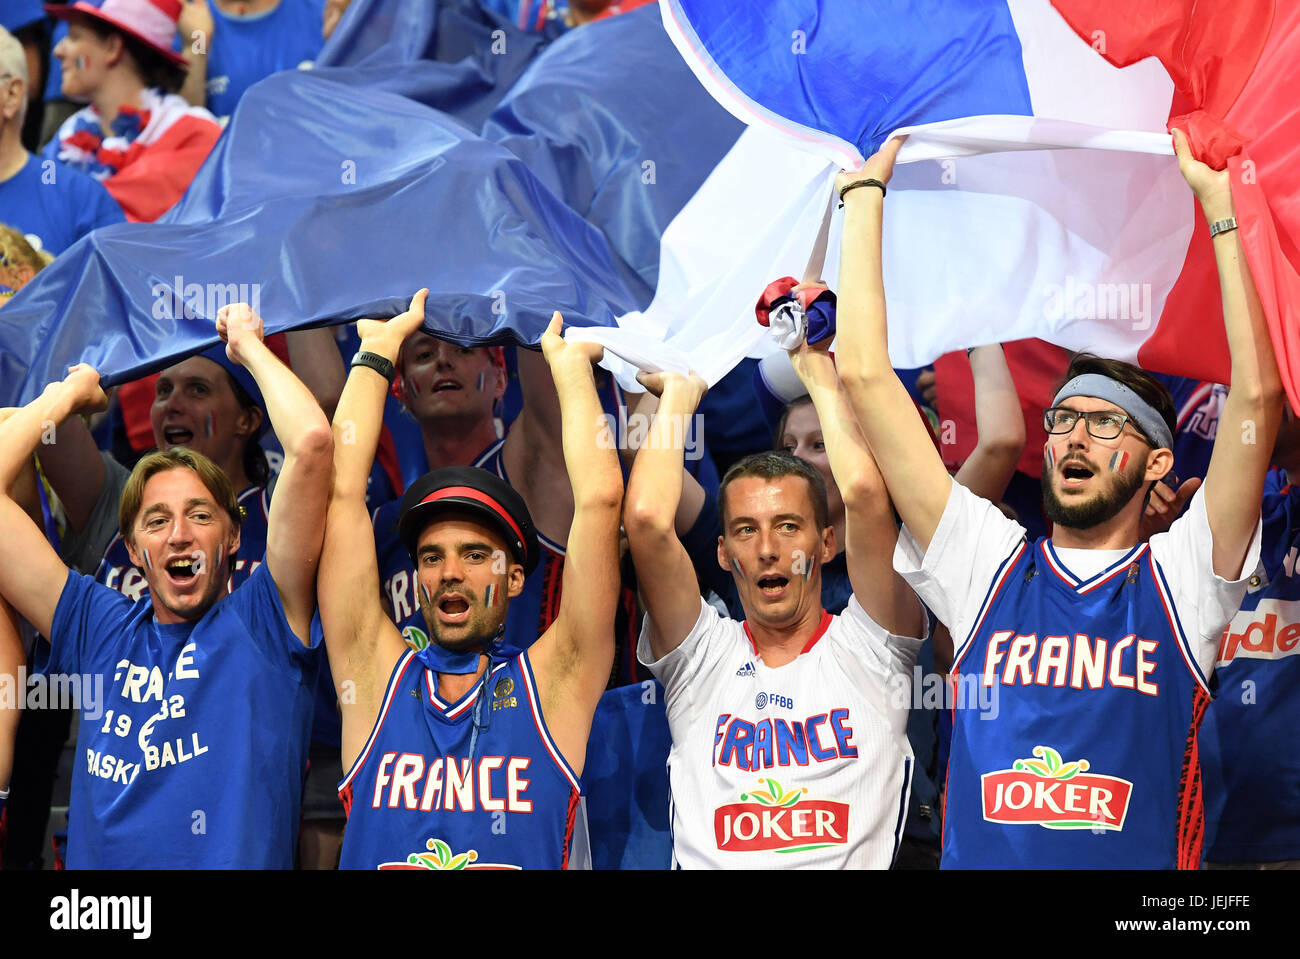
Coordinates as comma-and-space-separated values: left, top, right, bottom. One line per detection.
41, 0, 221, 222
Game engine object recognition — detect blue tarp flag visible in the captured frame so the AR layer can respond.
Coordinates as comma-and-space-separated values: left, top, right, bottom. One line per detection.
0, 67, 636, 406
317, 0, 549, 131
485, 4, 745, 307
660, 0, 1033, 165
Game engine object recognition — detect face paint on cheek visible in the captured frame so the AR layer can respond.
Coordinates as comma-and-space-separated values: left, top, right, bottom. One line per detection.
730, 557, 744, 578
1044, 445, 1057, 473
204, 411, 215, 438
421, 583, 433, 608
484, 584, 497, 607
142, 548, 153, 572
1109, 451, 1130, 473
215, 544, 224, 574
476, 372, 485, 392
75, 56, 86, 71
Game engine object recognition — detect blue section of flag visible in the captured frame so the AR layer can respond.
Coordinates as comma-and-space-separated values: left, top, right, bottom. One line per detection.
665, 0, 1034, 157
485, 4, 745, 307
0, 67, 635, 406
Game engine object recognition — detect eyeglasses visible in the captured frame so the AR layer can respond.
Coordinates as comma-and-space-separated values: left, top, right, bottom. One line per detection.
1042, 407, 1135, 441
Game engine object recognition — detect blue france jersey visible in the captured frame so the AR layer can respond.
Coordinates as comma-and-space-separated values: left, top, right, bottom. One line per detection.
0, 153, 124, 255
95, 485, 268, 601
373, 441, 565, 659
945, 540, 1207, 868
1200, 469, 1300, 862
202, 0, 325, 120
36, 564, 320, 868
338, 650, 582, 870
896, 482, 1256, 870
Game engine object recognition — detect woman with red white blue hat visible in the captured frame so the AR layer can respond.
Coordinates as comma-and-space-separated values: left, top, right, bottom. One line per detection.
42, 0, 221, 222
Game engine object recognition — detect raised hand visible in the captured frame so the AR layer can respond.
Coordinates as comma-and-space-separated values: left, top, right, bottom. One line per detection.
356, 289, 429, 361
216, 303, 265, 364
541, 312, 605, 370
635, 369, 708, 409
1140, 475, 1203, 541
1172, 128, 1234, 222
61, 363, 108, 415
835, 136, 905, 196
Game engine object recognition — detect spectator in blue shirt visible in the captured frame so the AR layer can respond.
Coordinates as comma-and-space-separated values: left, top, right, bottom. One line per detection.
0, 26, 123, 255
177, 0, 325, 122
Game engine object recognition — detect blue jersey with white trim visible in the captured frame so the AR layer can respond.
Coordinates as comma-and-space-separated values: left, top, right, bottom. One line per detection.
1200, 469, 1300, 862
945, 539, 1209, 869
337, 650, 581, 870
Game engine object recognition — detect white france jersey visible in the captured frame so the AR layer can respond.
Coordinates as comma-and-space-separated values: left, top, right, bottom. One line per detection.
638, 596, 924, 868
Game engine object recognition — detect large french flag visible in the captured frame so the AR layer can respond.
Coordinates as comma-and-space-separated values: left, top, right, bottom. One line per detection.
655, 0, 1300, 408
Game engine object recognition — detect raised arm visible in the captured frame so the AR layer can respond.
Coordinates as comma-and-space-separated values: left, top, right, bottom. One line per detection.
834, 139, 954, 552
320, 293, 427, 768
619, 389, 708, 536
218, 305, 333, 643
624, 370, 710, 660
504, 345, 575, 544
1173, 130, 1284, 578
529, 315, 625, 771
788, 338, 924, 637
953, 344, 1026, 504
286, 328, 347, 420
31, 402, 107, 536
0, 367, 106, 638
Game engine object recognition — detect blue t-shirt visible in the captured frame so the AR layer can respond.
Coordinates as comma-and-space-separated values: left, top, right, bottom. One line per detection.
1200, 468, 1300, 862
203, 0, 325, 120
0, 153, 124, 255
38, 562, 320, 868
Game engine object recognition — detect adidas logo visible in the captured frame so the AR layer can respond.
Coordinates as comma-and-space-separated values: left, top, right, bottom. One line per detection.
735, 663, 756, 678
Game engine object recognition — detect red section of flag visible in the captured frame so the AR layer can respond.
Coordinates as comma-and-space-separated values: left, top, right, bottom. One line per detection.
1053, 0, 1300, 409
933, 339, 1070, 478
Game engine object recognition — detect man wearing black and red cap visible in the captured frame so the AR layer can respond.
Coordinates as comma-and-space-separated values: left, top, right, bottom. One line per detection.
320, 291, 623, 869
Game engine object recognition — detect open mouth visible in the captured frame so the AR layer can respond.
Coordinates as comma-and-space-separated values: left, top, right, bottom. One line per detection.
163, 426, 194, 445
757, 575, 789, 597
1061, 461, 1094, 486
431, 380, 462, 393
437, 594, 471, 623
166, 559, 198, 584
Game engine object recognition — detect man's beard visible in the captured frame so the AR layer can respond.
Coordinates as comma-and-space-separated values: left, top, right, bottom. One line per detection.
1041, 456, 1147, 531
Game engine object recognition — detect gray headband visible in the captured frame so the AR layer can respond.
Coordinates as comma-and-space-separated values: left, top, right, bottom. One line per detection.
1050, 373, 1174, 451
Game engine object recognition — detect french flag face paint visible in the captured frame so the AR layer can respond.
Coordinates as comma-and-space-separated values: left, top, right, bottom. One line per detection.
1109, 451, 1130, 473
204, 411, 215, 438
731, 557, 744, 578
484, 584, 498, 607
142, 548, 153, 572
476, 372, 486, 392
1045, 444, 1057, 473
421, 583, 434, 608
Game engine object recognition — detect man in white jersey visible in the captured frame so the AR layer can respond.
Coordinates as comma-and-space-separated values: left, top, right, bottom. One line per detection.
625, 339, 927, 869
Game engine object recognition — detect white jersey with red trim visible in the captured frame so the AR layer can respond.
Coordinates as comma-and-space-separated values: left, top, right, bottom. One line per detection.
638, 596, 923, 868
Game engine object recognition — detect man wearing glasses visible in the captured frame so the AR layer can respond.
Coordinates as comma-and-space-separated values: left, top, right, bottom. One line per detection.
830, 130, 1282, 868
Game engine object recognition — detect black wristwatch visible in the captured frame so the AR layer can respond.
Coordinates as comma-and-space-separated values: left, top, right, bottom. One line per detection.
351, 350, 396, 385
